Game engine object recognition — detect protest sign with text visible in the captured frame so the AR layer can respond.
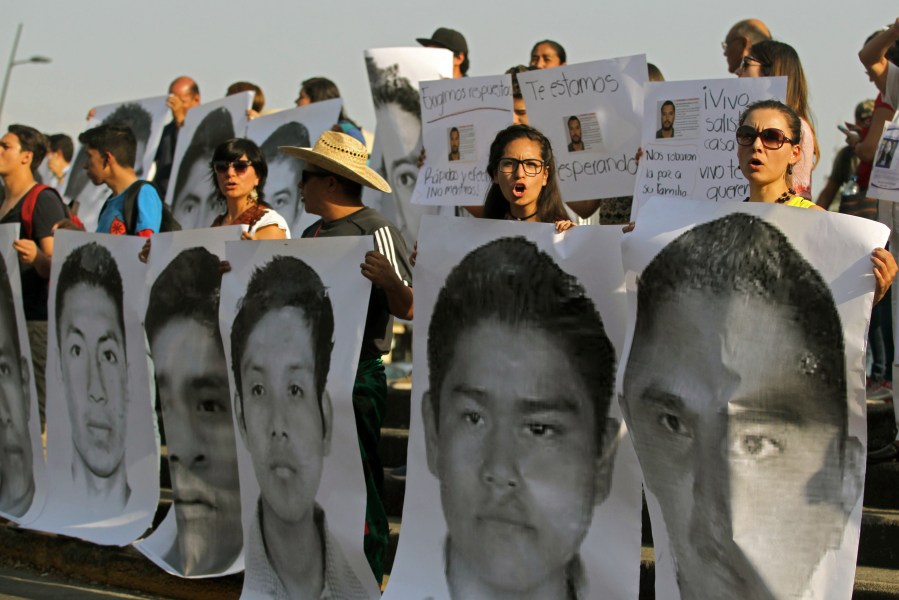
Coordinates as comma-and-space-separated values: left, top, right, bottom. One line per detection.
633, 76, 787, 214
412, 74, 513, 206
517, 55, 647, 201
868, 111, 899, 203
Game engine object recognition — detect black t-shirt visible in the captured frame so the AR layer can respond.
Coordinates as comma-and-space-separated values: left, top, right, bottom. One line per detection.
302, 207, 413, 361
0, 186, 68, 320
152, 122, 179, 198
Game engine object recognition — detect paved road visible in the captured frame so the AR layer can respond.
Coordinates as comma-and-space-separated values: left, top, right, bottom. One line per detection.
0, 566, 168, 600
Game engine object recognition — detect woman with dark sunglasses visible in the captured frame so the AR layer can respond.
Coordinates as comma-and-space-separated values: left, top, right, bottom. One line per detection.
737, 99, 896, 302
209, 138, 289, 239
737, 41, 818, 200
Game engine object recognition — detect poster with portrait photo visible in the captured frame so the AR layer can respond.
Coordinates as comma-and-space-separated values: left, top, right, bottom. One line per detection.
133, 226, 244, 577
633, 77, 787, 213
869, 114, 899, 201
220, 237, 380, 600
364, 47, 454, 243
412, 73, 513, 206
618, 197, 882, 600
383, 216, 643, 600
564, 113, 603, 152
30, 230, 158, 545
64, 95, 171, 233
515, 55, 647, 202
165, 92, 253, 230
0, 224, 46, 526
246, 99, 343, 236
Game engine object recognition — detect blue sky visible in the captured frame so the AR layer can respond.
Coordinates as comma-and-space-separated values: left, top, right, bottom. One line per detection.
3, 0, 897, 194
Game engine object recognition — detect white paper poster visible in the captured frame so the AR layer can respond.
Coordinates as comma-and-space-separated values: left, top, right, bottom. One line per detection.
134, 226, 245, 577
220, 238, 380, 600
868, 112, 899, 202
633, 77, 787, 212
619, 198, 881, 600
165, 92, 253, 229
364, 47, 454, 243
65, 96, 171, 232
245, 99, 343, 236
32, 230, 159, 545
516, 55, 647, 202
413, 74, 514, 206
0, 223, 46, 525
384, 216, 642, 600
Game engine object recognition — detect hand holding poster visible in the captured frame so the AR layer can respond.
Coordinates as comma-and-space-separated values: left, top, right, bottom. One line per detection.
619, 197, 881, 600
65, 96, 171, 232
516, 55, 647, 201
412, 74, 513, 206
245, 99, 343, 235
633, 77, 786, 212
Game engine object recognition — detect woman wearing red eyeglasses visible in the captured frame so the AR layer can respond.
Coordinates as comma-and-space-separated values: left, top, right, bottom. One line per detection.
737, 99, 896, 302
210, 138, 289, 240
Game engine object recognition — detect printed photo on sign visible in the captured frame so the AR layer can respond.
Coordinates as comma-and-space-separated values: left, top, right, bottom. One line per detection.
221, 238, 380, 600
654, 98, 699, 141
33, 231, 158, 545
564, 113, 603, 152
165, 92, 252, 229
383, 216, 642, 600
0, 224, 45, 525
619, 198, 881, 600
134, 227, 245, 577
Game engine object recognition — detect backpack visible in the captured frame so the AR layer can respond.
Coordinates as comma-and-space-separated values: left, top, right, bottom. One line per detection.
21, 184, 84, 239
121, 180, 181, 234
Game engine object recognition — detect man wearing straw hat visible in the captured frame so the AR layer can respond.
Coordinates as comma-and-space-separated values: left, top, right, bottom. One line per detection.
281, 131, 413, 583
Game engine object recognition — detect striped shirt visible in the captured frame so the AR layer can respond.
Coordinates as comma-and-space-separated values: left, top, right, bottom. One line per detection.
303, 207, 412, 359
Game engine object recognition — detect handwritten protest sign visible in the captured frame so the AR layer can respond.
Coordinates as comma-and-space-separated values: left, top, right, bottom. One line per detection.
412, 74, 513, 205
868, 113, 899, 203
633, 77, 787, 214
517, 55, 647, 201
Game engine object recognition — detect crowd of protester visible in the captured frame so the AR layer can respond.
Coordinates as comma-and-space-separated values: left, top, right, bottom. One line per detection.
1, 16, 899, 582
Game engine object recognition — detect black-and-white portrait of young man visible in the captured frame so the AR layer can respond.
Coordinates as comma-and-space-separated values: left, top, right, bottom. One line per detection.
221, 238, 380, 600
620, 199, 878, 600
383, 217, 643, 600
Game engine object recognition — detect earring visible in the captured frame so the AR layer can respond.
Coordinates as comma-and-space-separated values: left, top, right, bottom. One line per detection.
249, 188, 259, 201
786, 163, 794, 175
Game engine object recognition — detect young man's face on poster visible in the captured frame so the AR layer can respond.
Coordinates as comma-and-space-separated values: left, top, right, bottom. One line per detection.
425, 318, 605, 594
622, 288, 853, 599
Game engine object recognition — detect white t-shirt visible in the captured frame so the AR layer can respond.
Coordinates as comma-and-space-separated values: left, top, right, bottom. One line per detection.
886, 61, 899, 109
249, 207, 291, 239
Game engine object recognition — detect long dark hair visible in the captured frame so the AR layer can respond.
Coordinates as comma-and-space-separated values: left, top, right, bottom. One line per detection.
483, 124, 568, 223
301, 77, 360, 130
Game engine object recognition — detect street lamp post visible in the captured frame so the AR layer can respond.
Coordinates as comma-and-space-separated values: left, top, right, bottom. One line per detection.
0, 23, 52, 127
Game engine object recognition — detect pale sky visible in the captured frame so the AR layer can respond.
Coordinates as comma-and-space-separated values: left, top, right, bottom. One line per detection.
3, 0, 897, 195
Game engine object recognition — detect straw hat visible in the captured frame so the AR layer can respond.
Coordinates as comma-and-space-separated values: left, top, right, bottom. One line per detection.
279, 131, 391, 193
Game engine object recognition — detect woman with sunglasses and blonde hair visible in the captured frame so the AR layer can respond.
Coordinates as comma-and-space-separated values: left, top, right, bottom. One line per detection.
737, 99, 896, 302
209, 138, 289, 239
738, 40, 819, 200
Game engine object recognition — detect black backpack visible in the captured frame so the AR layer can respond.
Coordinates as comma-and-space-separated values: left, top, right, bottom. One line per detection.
122, 180, 181, 234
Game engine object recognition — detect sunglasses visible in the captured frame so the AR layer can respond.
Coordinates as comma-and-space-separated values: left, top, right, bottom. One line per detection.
741, 56, 765, 70
301, 169, 331, 184
212, 159, 253, 175
735, 126, 797, 150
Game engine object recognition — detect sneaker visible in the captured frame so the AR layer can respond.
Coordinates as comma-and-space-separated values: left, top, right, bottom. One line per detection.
868, 380, 894, 401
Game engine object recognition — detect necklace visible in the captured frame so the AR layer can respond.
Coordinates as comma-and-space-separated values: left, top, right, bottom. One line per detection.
742, 188, 797, 204
506, 208, 538, 221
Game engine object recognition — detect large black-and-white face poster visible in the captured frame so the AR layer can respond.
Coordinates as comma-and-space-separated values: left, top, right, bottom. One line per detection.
165, 92, 252, 230
384, 216, 642, 600
220, 238, 380, 599
364, 47, 453, 245
34, 230, 158, 544
619, 198, 881, 600
245, 99, 342, 236
0, 224, 46, 524
65, 96, 171, 232
133, 226, 244, 577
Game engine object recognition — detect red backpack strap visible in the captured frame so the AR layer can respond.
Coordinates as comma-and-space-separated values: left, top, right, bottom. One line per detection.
20, 184, 50, 240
